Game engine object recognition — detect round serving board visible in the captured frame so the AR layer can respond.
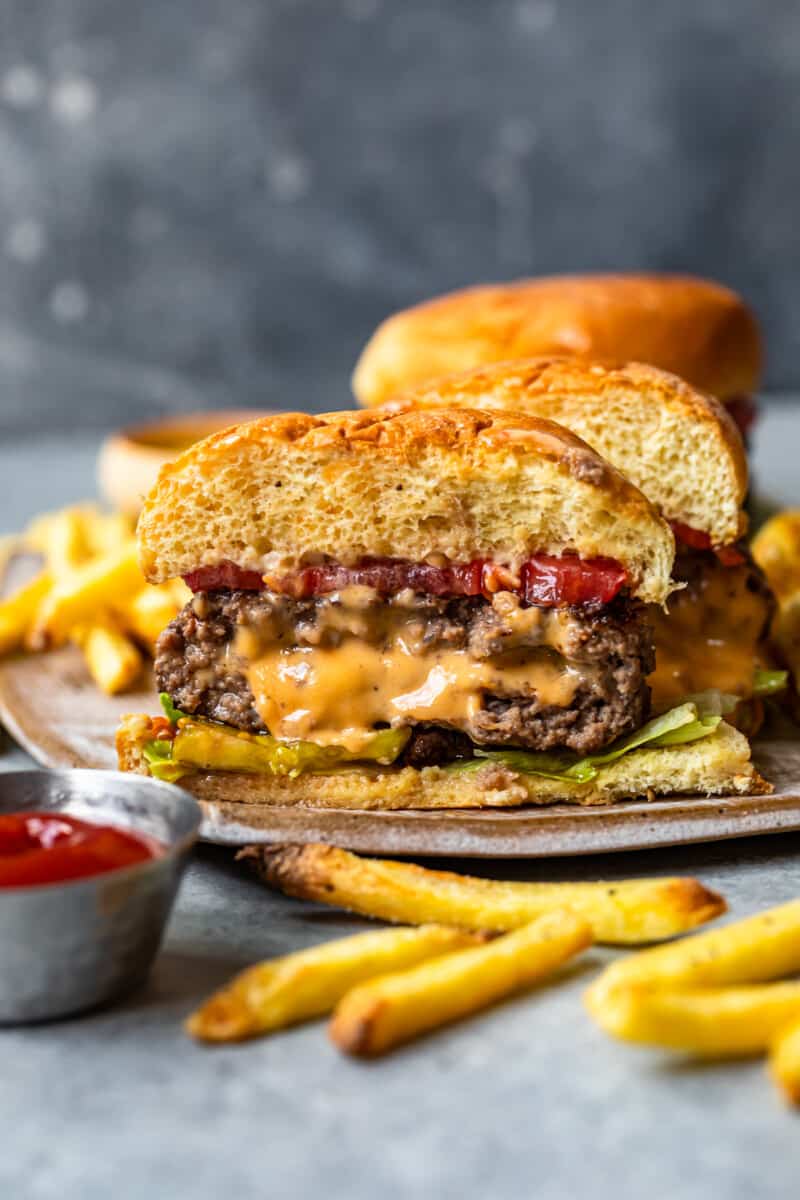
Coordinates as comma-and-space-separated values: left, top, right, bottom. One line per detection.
1, 645, 799, 857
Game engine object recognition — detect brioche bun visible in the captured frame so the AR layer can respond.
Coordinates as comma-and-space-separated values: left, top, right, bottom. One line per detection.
97, 411, 273, 517
353, 274, 762, 408
389, 358, 747, 547
117, 716, 767, 809
137, 407, 675, 605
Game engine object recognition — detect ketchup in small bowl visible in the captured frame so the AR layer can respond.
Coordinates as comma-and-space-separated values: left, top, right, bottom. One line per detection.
0, 769, 201, 1024
0, 811, 164, 889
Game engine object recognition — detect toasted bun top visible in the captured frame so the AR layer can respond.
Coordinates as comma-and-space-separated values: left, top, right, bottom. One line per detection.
352, 274, 762, 407
138, 407, 674, 604
389, 358, 748, 546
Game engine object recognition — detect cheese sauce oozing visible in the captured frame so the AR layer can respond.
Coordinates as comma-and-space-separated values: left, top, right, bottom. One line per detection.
241, 601, 582, 748
649, 557, 768, 708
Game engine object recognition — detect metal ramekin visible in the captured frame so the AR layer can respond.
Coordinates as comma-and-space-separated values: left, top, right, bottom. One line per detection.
0, 770, 201, 1023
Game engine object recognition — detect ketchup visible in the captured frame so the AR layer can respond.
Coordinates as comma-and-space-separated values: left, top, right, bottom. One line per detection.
0, 812, 163, 889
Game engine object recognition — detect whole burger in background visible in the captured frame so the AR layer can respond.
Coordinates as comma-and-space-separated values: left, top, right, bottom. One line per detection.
351, 273, 763, 440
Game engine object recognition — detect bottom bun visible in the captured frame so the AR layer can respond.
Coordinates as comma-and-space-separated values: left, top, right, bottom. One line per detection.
117, 716, 769, 809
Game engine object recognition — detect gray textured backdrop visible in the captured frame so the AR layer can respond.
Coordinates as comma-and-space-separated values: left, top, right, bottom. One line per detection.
0, 0, 798, 434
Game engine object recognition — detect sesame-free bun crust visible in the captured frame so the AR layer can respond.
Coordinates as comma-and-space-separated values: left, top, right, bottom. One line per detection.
391, 359, 748, 547
137, 408, 674, 604
353, 274, 762, 408
117, 716, 767, 808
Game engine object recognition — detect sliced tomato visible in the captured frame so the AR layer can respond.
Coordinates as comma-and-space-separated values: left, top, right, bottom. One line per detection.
183, 562, 265, 591
185, 554, 628, 607
670, 522, 746, 568
520, 555, 627, 607
280, 554, 626, 607
281, 557, 486, 600
715, 544, 747, 567
670, 521, 713, 551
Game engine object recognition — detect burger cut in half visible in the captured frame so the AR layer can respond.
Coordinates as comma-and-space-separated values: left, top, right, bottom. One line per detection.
383, 358, 784, 732
352, 274, 762, 439
117, 408, 768, 809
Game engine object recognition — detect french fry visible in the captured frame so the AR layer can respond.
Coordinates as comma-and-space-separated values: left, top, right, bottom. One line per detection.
238, 843, 725, 945
124, 584, 183, 651
85, 511, 136, 557
590, 982, 800, 1057
30, 543, 142, 648
0, 571, 52, 655
329, 911, 592, 1057
25, 506, 79, 555
585, 898, 800, 1015
25, 504, 136, 560
72, 621, 144, 695
752, 511, 800, 600
187, 924, 483, 1043
769, 1015, 800, 1106
771, 591, 800, 688
39, 508, 92, 574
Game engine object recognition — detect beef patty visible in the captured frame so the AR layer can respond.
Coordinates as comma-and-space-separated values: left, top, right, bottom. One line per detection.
155, 590, 654, 763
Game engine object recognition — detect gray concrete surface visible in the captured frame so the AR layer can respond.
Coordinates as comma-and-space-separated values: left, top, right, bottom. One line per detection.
1, 411, 800, 1198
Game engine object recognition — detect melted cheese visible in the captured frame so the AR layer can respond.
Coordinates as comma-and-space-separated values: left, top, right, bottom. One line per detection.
246, 638, 581, 748
650, 559, 768, 708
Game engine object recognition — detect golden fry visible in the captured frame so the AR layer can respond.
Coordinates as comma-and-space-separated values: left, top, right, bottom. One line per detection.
30, 543, 142, 648
590, 982, 800, 1057
0, 571, 52, 655
752, 511, 800, 600
124, 584, 182, 651
329, 911, 592, 1058
768, 1015, 800, 1106
771, 590, 800, 687
187, 924, 483, 1043
239, 842, 725, 945
24, 505, 87, 555
73, 621, 144, 695
40, 508, 92, 573
85, 511, 136, 557
586, 898, 800, 1014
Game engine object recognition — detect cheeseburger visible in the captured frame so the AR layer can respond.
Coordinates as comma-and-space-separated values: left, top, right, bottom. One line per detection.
118, 408, 766, 808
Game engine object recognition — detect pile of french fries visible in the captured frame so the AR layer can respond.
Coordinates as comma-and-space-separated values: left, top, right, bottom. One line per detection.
186, 842, 728, 1061
585, 898, 800, 1106
186, 843, 800, 1103
0, 503, 189, 694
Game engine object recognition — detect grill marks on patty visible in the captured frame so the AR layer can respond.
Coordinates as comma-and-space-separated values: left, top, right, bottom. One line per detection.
155, 590, 654, 762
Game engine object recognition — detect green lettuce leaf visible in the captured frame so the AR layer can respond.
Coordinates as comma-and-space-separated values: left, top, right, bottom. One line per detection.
160, 692, 189, 726
452, 748, 595, 783
753, 669, 789, 697
681, 689, 740, 717
450, 700, 723, 784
